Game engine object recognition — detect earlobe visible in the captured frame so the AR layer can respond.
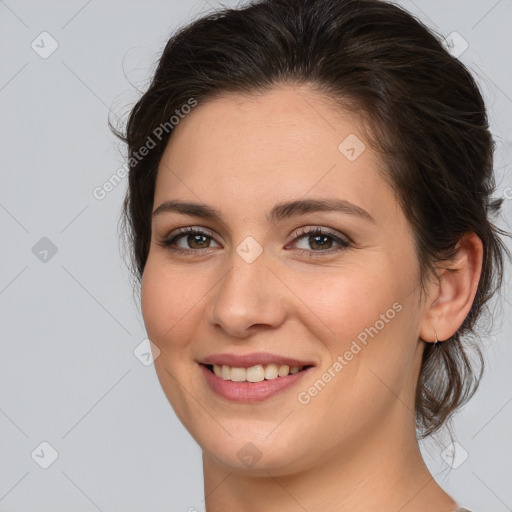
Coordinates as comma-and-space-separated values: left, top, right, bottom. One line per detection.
419, 232, 483, 343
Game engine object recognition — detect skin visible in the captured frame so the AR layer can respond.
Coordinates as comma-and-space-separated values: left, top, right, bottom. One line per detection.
141, 84, 483, 512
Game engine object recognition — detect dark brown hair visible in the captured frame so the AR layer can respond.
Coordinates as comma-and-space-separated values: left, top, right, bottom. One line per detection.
111, 0, 509, 438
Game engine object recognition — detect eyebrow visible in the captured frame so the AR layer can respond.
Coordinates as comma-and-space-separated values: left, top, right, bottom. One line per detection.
152, 198, 375, 224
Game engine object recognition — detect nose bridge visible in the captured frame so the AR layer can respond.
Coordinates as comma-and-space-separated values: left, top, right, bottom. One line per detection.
207, 239, 287, 336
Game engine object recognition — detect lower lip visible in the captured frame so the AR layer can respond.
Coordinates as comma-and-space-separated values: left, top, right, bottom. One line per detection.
199, 364, 313, 403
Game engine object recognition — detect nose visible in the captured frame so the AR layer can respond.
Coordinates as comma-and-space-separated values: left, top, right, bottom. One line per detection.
205, 249, 289, 339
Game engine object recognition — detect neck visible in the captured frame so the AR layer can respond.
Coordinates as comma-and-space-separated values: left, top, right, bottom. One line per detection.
202, 408, 458, 512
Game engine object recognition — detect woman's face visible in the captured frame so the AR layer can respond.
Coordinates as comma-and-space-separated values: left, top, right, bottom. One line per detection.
141, 84, 428, 474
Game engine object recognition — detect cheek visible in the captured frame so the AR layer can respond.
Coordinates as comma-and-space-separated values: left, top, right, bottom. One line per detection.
140, 257, 203, 350
140, 258, 207, 423
291, 257, 419, 389
290, 260, 403, 348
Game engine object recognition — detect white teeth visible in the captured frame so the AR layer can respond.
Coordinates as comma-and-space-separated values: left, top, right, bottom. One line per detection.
210, 363, 305, 382
230, 367, 246, 382
221, 365, 231, 380
264, 363, 279, 380
278, 364, 290, 377
246, 365, 265, 382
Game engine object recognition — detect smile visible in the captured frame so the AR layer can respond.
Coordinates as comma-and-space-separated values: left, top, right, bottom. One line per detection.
199, 363, 314, 403
206, 363, 310, 382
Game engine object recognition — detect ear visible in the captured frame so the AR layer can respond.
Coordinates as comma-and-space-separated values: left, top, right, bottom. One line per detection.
419, 232, 483, 343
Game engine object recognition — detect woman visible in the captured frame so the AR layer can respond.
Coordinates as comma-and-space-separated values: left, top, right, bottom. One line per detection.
113, 0, 509, 510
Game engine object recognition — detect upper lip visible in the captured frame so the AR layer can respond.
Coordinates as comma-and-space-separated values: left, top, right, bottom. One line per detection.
198, 352, 316, 368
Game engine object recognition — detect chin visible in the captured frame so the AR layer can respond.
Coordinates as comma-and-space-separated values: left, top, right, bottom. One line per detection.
197, 424, 317, 475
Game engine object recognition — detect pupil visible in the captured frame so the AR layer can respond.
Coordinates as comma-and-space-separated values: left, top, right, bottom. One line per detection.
311, 234, 331, 250
190, 234, 208, 248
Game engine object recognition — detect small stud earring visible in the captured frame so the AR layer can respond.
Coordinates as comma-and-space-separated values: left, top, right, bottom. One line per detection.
434, 330, 439, 345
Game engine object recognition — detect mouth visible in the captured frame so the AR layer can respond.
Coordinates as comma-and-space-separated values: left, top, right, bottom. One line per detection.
201, 363, 314, 382
198, 361, 315, 403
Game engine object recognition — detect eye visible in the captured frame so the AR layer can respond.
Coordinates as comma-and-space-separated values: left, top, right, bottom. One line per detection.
287, 226, 351, 257
157, 227, 220, 255
157, 226, 351, 257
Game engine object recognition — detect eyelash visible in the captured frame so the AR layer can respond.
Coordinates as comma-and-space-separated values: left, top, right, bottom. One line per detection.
157, 226, 351, 258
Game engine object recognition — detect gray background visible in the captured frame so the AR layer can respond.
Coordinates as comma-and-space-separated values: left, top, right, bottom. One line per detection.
1, 1, 511, 511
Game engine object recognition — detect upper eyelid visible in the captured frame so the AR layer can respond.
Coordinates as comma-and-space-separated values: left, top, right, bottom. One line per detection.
161, 226, 220, 247
292, 226, 350, 242
164, 225, 349, 247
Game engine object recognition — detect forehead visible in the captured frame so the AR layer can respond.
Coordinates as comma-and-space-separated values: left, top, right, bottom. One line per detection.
154, 84, 396, 224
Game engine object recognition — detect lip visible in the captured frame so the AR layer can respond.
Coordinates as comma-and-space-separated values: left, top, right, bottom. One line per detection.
197, 352, 316, 368
199, 363, 314, 403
